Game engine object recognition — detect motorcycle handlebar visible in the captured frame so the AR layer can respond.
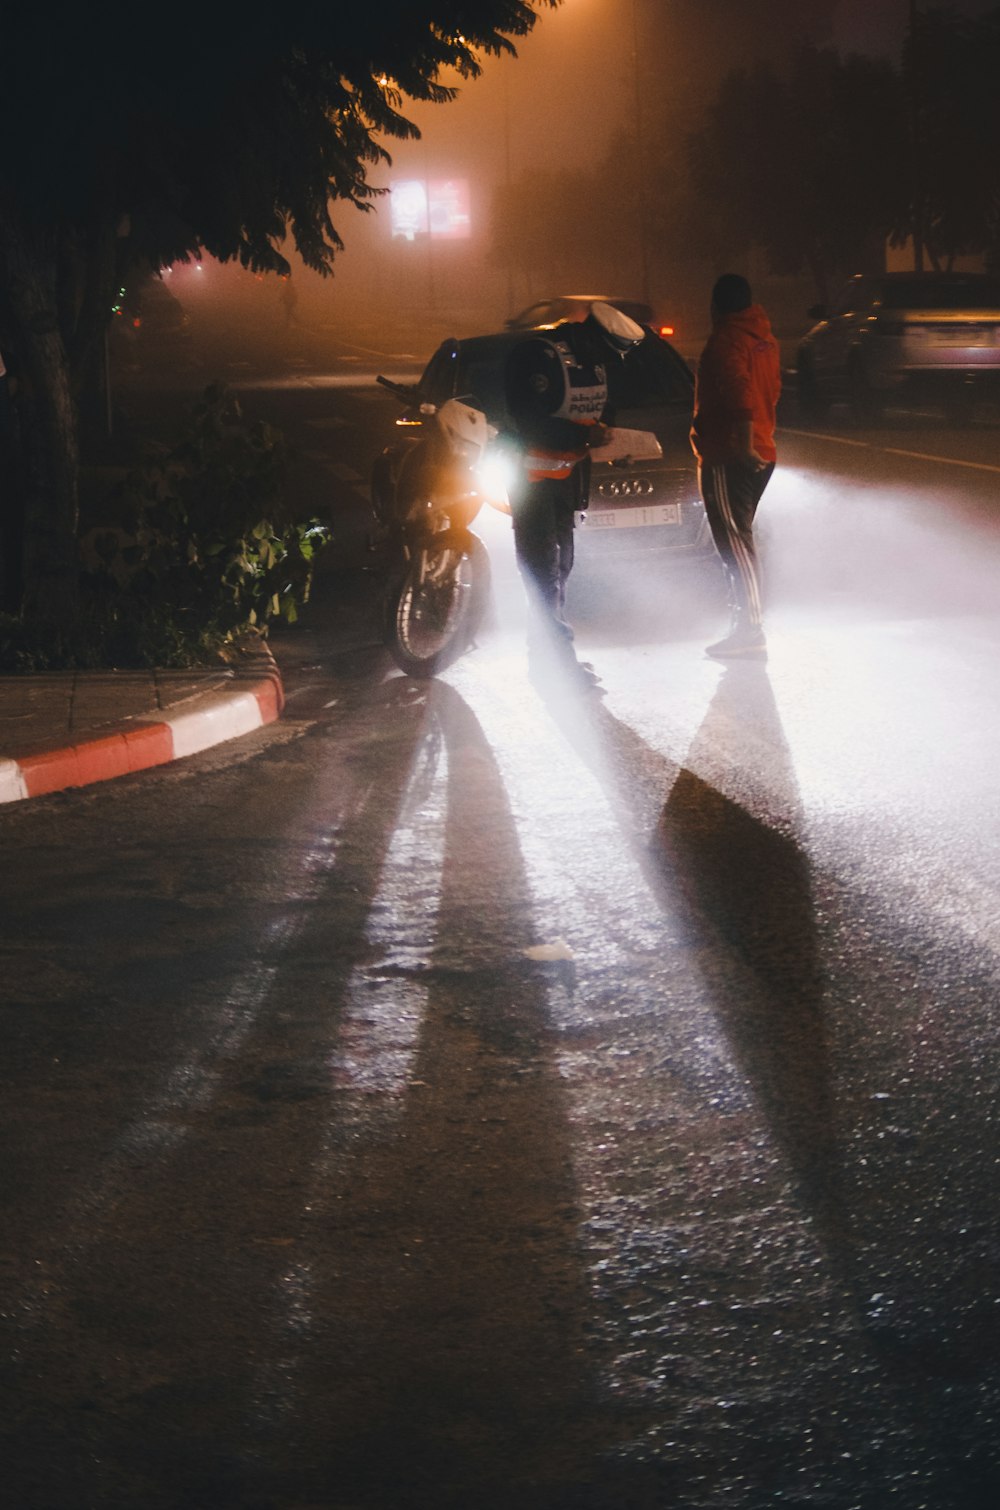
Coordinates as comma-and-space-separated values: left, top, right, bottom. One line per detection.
376, 375, 423, 405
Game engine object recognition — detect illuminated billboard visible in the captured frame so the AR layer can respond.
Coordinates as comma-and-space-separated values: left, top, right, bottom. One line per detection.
390, 179, 471, 241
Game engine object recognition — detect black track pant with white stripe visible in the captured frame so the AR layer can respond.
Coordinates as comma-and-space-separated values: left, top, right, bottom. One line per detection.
699, 459, 775, 628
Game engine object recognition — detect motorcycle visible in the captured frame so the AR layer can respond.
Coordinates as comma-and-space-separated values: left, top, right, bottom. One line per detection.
372, 378, 509, 678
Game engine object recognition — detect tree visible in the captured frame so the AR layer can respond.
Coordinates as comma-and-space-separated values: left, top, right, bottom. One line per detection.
687, 47, 907, 305
484, 2, 855, 337
636, 0, 838, 122
0, 1, 555, 624
902, 6, 1000, 271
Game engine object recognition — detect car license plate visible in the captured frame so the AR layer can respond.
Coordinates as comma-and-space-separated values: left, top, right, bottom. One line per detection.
580, 503, 681, 529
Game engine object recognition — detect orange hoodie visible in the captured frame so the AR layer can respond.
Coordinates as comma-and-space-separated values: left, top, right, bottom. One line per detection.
691, 304, 781, 465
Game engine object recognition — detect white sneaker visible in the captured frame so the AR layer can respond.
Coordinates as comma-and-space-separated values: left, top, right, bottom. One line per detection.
706, 625, 767, 660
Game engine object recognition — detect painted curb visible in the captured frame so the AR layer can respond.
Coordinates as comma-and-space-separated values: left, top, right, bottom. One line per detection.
0, 649, 284, 804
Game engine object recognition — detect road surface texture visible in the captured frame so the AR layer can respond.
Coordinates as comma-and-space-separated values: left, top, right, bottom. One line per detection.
2, 359, 998, 1509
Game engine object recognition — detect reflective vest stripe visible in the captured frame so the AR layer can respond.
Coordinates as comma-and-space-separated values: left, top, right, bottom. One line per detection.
523, 416, 598, 483
523, 449, 582, 481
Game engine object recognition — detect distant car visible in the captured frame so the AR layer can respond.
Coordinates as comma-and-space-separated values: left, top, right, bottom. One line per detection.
373, 327, 713, 568
505, 295, 676, 341
112, 274, 190, 357
796, 271, 1000, 422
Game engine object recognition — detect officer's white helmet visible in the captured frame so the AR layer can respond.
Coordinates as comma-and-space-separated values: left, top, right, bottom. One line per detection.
587, 301, 645, 352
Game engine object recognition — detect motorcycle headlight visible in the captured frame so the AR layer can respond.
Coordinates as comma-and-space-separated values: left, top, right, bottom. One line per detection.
476, 448, 515, 511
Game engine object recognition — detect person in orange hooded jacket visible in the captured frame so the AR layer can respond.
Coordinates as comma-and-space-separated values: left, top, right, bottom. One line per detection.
690, 273, 781, 659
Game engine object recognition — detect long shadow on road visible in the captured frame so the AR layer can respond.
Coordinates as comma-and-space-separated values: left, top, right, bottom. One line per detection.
0, 653, 672, 1509
652, 667, 845, 1257
533, 652, 1000, 1507
277, 678, 656, 1509
533, 659, 852, 1295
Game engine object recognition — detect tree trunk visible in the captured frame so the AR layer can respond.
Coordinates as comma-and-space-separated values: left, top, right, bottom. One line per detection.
0, 205, 80, 625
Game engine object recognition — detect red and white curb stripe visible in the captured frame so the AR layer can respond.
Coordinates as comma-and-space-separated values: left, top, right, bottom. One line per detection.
0, 661, 283, 804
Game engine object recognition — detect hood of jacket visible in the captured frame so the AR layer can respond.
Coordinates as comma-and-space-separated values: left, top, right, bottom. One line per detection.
715, 303, 774, 342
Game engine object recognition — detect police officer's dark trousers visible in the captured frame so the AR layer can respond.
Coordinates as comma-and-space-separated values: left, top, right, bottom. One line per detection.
509, 473, 580, 637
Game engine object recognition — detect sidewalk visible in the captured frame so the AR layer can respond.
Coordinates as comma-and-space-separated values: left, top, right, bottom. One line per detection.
0, 642, 283, 804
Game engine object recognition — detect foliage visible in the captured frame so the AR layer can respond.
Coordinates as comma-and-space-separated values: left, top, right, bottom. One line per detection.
0, 604, 224, 674
3, 3, 555, 282
0, 2, 555, 624
676, 9, 1000, 299
532, 4, 1000, 315
488, 21, 918, 315
486, 0, 845, 313
903, 7, 1000, 270
687, 47, 905, 304
0, 385, 328, 671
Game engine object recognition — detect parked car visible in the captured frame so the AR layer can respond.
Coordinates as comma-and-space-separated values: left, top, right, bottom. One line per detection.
111, 273, 191, 362
796, 271, 1000, 422
373, 327, 713, 567
505, 294, 676, 340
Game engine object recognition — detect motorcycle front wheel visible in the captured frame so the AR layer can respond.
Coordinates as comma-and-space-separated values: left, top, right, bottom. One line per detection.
386, 535, 489, 678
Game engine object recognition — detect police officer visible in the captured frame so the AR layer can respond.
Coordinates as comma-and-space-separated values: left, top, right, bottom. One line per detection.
504, 301, 644, 661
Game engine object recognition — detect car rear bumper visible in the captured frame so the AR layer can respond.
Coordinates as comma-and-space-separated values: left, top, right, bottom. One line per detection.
864, 338, 1000, 387
576, 464, 712, 557
868, 366, 1000, 395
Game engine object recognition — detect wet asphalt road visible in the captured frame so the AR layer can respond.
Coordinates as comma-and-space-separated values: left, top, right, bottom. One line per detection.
2, 373, 1000, 1508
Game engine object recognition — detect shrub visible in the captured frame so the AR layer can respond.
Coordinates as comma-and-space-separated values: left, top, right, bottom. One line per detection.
1, 384, 329, 671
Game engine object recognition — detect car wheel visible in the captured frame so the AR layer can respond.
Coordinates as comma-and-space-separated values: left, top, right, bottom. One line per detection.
848, 358, 884, 425
796, 353, 829, 422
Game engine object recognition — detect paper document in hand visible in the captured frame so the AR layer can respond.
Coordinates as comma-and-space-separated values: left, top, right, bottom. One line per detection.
594, 428, 663, 462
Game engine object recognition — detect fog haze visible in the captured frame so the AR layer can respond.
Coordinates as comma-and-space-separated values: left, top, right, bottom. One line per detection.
162, 0, 995, 362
